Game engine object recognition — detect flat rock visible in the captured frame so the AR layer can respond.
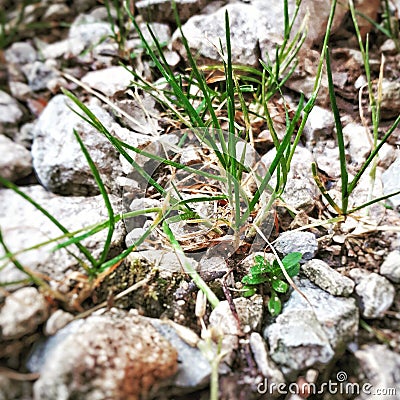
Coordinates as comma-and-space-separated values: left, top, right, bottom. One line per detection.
0, 134, 32, 182
173, 3, 260, 66
264, 277, 358, 378
31, 94, 127, 196
274, 231, 318, 261
4, 42, 37, 65
136, 0, 208, 23
0, 287, 49, 340
249, 332, 285, 388
210, 295, 264, 336
380, 250, 400, 283
349, 268, 395, 318
0, 185, 125, 284
301, 259, 355, 296
382, 157, 400, 210
354, 344, 400, 400
303, 105, 335, 144
30, 308, 178, 400
0, 90, 24, 136
81, 66, 134, 97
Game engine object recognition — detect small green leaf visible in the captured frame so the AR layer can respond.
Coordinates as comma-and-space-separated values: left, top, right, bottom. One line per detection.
272, 279, 289, 293
254, 255, 265, 265
285, 262, 300, 278
282, 252, 302, 268
268, 293, 282, 316
242, 285, 257, 297
242, 274, 268, 285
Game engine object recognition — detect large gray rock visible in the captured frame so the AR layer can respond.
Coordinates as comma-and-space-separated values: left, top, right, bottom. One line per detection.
136, 0, 208, 23
30, 309, 178, 400
264, 277, 358, 378
274, 231, 318, 261
0, 287, 49, 340
382, 157, 400, 210
0, 134, 32, 182
0, 90, 24, 137
0, 185, 125, 284
380, 250, 400, 283
354, 344, 400, 400
349, 268, 395, 319
301, 259, 355, 297
172, 0, 348, 68
81, 66, 134, 97
31, 94, 127, 196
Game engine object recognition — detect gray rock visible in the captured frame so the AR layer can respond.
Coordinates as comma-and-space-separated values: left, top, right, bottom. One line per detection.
81, 66, 134, 97
44, 310, 74, 336
0, 287, 49, 340
67, 14, 113, 58
380, 250, 400, 283
136, 0, 208, 23
0, 185, 125, 284
31, 309, 178, 400
172, 3, 261, 67
354, 344, 400, 400
249, 332, 285, 386
301, 259, 355, 296
349, 268, 395, 318
343, 122, 371, 168
264, 277, 358, 378
260, 146, 319, 211
4, 42, 37, 65
21, 61, 60, 92
0, 90, 24, 136
312, 139, 341, 178
380, 80, 400, 119
151, 319, 211, 391
382, 157, 400, 210
210, 295, 264, 335
31, 94, 125, 196
140, 22, 172, 45
274, 231, 318, 261
0, 134, 32, 182
303, 105, 335, 144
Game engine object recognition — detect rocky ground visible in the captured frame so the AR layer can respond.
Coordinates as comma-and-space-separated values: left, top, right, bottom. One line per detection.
1, 0, 400, 399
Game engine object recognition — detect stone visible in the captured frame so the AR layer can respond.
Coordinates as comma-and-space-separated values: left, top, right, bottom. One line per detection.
249, 332, 285, 385
382, 157, 400, 210
21, 61, 61, 92
0, 134, 32, 182
274, 231, 318, 261
139, 22, 172, 45
67, 14, 113, 59
0, 185, 125, 284
303, 105, 335, 144
0, 287, 49, 340
349, 268, 395, 319
354, 344, 400, 400
0, 90, 24, 136
150, 319, 211, 391
31, 308, 178, 400
260, 146, 319, 211
301, 259, 355, 297
312, 139, 341, 178
264, 277, 358, 378
343, 122, 371, 168
210, 295, 264, 336
173, 3, 261, 67
4, 42, 37, 65
380, 79, 400, 119
136, 0, 208, 23
380, 250, 400, 283
44, 310, 75, 336
81, 66, 134, 97
31, 94, 127, 196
